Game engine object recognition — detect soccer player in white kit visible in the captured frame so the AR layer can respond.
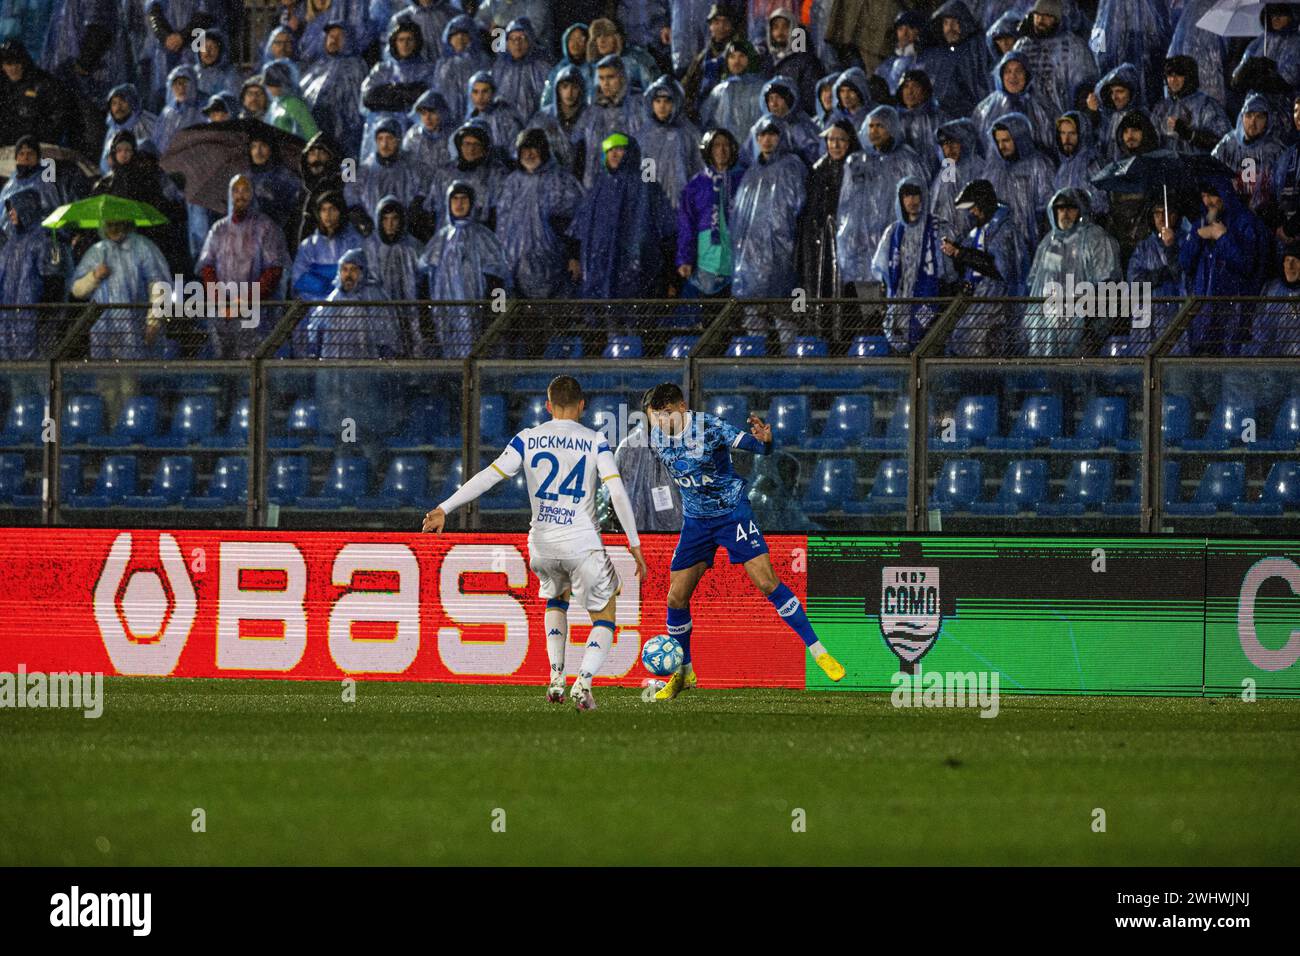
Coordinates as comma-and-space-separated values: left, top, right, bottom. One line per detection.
422, 376, 647, 710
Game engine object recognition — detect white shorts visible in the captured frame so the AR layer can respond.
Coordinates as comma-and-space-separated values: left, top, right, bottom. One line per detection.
531, 549, 620, 613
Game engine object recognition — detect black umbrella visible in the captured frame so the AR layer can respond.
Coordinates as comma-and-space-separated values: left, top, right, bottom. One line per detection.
1091, 149, 1231, 218
160, 119, 305, 213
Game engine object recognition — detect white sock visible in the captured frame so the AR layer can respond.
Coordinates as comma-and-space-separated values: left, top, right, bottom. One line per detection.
545, 604, 568, 685
808, 641, 827, 658
578, 620, 615, 690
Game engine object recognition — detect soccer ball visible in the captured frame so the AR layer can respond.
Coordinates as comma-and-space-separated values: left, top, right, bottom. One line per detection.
641, 635, 684, 677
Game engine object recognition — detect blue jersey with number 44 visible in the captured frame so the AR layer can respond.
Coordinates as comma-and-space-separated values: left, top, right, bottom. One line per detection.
649, 411, 757, 519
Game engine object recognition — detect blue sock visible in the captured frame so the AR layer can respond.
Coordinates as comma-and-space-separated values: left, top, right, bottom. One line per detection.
767, 583, 819, 647
666, 606, 692, 665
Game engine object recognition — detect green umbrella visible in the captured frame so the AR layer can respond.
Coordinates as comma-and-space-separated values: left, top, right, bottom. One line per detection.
41, 195, 169, 229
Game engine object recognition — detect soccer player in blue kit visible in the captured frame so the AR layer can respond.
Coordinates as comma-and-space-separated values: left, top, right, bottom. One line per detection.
644, 383, 845, 699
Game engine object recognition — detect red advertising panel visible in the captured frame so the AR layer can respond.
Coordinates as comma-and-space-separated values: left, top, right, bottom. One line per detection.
0, 530, 810, 688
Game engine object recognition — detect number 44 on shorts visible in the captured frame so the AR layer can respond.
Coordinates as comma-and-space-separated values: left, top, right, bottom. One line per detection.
735, 520, 760, 543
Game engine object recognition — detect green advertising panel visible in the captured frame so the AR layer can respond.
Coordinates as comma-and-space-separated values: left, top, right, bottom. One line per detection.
806, 537, 1209, 696
1205, 540, 1300, 698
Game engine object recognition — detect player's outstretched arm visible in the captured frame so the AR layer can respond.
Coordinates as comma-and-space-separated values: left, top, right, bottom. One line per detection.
601, 472, 647, 579
730, 413, 774, 455
421, 463, 509, 533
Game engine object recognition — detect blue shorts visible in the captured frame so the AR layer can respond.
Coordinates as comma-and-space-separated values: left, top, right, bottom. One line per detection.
670, 500, 770, 572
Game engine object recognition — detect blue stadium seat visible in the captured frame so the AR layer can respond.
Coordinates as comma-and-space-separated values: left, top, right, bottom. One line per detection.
358, 455, 430, 509
122, 456, 196, 508
58, 454, 82, 503
1052, 396, 1131, 450
1166, 461, 1246, 516
726, 335, 766, 358
705, 394, 747, 429
387, 398, 449, 448
147, 394, 218, 448
787, 336, 829, 358
932, 395, 997, 450
1182, 400, 1254, 451
586, 394, 623, 435
73, 454, 139, 508
769, 395, 810, 447
971, 460, 1047, 515
1102, 462, 1181, 516
849, 335, 891, 357
101, 396, 161, 447
863, 397, 911, 450
0, 394, 44, 446
1255, 395, 1300, 451
479, 393, 507, 445
299, 456, 371, 509
930, 459, 982, 513
856, 458, 908, 514
603, 335, 643, 359
988, 395, 1062, 449
202, 397, 252, 448
1233, 461, 1300, 516
1036, 459, 1115, 515
1161, 394, 1191, 448
543, 335, 584, 360
808, 395, 873, 450
62, 394, 107, 445
437, 457, 464, 501
269, 456, 310, 506
665, 335, 698, 359
803, 457, 858, 512
185, 456, 248, 508
0, 453, 26, 502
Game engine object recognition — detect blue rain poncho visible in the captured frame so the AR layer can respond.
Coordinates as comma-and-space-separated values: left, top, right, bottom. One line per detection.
360, 18, 437, 162
345, 117, 427, 215
945, 198, 1029, 356
423, 123, 506, 233
188, 27, 240, 100
492, 17, 552, 123
701, 59, 769, 143
1023, 188, 1123, 357
380, 0, 453, 64
1091, 0, 1171, 111
929, 118, 982, 236
364, 193, 426, 353
292, 193, 364, 300
573, 56, 646, 189
151, 64, 203, 156
432, 14, 490, 121
1167, 0, 1229, 108
919, 0, 991, 119
300, 0, 374, 62
670, 0, 714, 75
497, 130, 584, 298
744, 76, 821, 167
971, 50, 1056, 154
1149, 56, 1231, 157
422, 181, 511, 357
196, 175, 292, 358
71, 223, 171, 360
540, 21, 590, 110
531, 63, 587, 171
638, 76, 704, 210
100, 84, 157, 175
1243, 4, 1300, 88
1094, 64, 1143, 164
0, 145, 72, 241
830, 67, 873, 130
1213, 93, 1286, 219
731, 113, 807, 299
140, 0, 226, 111
569, 134, 674, 298
1011, 9, 1097, 122
1127, 217, 1190, 346
813, 71, 839, 128
474, 0, 552, 51
402, 88, 455, 178
42, 0, 132, 91
981, 111, 1057, 253
0, 190, 56, 359
872, 174, 957, 352
300, 20, 369, 159
462, 69, 525, 155
303, 247, 405, 358
835, 104, 930, 283
896, 77, 945, 179
1053, 111, 1108, 218
260, 24, 300, 71
246, 146, 304, 233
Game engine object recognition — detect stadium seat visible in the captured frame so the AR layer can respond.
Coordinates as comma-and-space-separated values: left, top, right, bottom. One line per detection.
787, 336, 829, 358
856, 458, 908, 514
586, 394, 623, 435
387, 398, 449, 448
664, 335, 698, 358
357, 455, 430, 509
971, 460, 1048, 515
122, 456, 196, 508
185, 456, 248, 509
0, 394, 44, 446
1166, 461, 1246, 516
1051, 396, 1132, 450
769, 395, 810, 447
849, 335, 891, 357
726, 335, 766, 358
863, 397, 911, 450
1255, 396, 1300, 451
705, 394, 747, 429
1036, 459, 1115, 515
987, 395, 1062, 449
73, 454, 139, 508
932, 395, 997, 450
269, 456, 310, 506
929, 459, 982, 513
147, 394, 218, 448
100, 396, 161, 446
1101, 462, 1181, 516
803, 457, 858, 512
1233, 461, 1300, 516
1182, 401, 1254, 451
483, 465, 529, 510
603, 335, 643, 359
808, 395, 873, 450
437, 457, 464, 502
299, 456, 370, 509
61, 394, 107, 445
202, 397, 252, 448
0, 453, 26, 502
543, 335, 584, 360
58, 454, 82, 503
1161, 394, 1192, 448
479, 393, 507, 446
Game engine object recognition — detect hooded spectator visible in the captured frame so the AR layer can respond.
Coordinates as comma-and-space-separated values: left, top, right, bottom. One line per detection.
497, 128, 583, 299
0, 137, 78, 239
1272, 93, 1300, 241
930, 117, 981, 237
542, 22, 589, 109
701, 37, 767, 141
303, 247, 405, 359
152, 64, 203, 156
493, 17, 552, 123
380, 0, 454, 64
1127, 201, 1191, 346
1091, 0, 1171, 112
873, 175, 957, 352
1167, 0, 1229, 110
474, 0, 553, 52
91, 129, 188, 275
1214, 92, 1286, 219
984, 11, 1020, 63
582, 17, 657, 99
239, 76, 270, 122
746, 74, 820, 166
264, 60, 319, 141
575, 55, 646, 189
292, 190, 364, 299
919, 1, 990, 120
295, 131, 366, 250
683, 3, 739, 121
364, 193, 427, 352
432, 15, 490, 122
0, 39, 80, 149
1093, 64, 1143, 163
813, 71, 839, 128
246, 128, 304, 237
1151, 56, 1232, 158
187, 28, 238, 102
532, 64, 586, 172
831, 66, 873, 130
346, 117, 426, 225
301, 21, 369, 159
0, 190, 67, 359
70, 217, 171, 359
464, 70, 525, 157
731, 114, 807, 312
1244, 4, 1300, 88
1106, 109, 1162, 264
1011, 0, 1097, 123
875, 10, 926, 95
982, 111, 1056, 252
761, 7, 824, 114
423, 122, 506, 236
1053, 111, 1107, 220
140, 1, 223, 112
677, 126, 744, 297
100, 83, 156, 175
301, 0, 375, 62
1251, 240, 1300, 355
639, 76, 704, 210
261, 23, 302, 72
795, 118, 858, 297
972, 50, 1055, 153
403, 88, 454, 178
360, 18, 436, 161
896, 68, 945, 179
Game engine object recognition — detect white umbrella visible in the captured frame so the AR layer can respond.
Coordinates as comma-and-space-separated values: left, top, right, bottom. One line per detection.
1197, 0, 1267, 54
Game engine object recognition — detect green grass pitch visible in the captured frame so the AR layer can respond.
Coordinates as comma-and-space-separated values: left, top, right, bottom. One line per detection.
2, 678, 1298, 866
